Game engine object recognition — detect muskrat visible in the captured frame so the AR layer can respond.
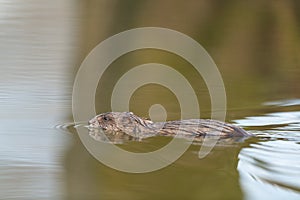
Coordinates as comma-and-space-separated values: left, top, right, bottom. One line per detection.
88, 112, 253, 138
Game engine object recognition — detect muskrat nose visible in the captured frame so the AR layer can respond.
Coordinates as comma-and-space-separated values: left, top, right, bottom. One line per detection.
88, 118, 97, 127
88, 117, 102, 128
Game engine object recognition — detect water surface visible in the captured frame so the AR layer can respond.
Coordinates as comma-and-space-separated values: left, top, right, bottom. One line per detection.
1, 1, 300, 200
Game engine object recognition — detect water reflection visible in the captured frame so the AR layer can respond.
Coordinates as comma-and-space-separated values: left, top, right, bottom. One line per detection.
0, 0, 77, 199
60, 107, 300, 200
235, 111, 300, 129
236, 104, 300, 199
238, 140, 300, 200
64, 129, 245, 200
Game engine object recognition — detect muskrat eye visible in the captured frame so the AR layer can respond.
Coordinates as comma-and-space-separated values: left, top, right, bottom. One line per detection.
103, 116, 109, 121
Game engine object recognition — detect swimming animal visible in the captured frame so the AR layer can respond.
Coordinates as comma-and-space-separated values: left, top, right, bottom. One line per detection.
88, 112, 252, 138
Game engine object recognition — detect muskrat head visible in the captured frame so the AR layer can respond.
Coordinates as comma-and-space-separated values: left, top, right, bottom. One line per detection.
88, 112, 120, 131
88, 112, 148, 133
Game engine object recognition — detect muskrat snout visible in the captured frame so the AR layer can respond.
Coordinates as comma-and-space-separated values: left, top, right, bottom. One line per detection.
88, 117, 100, 128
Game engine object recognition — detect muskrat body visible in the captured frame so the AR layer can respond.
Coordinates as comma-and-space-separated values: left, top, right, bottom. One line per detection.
88, 112, 252, 138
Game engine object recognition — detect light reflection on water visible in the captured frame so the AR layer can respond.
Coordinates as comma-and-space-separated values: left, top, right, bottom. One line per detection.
0, 119, 71, 199
238, 139, 300, 200
0, 0, 76, 199
235, 111, 300, 129
234, 101, 300, 199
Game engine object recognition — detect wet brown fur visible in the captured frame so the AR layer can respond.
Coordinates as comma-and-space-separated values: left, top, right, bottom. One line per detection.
89, 112, 252, 138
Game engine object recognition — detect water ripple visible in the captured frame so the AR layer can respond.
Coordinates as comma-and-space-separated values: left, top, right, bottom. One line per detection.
232, 101, 300, 199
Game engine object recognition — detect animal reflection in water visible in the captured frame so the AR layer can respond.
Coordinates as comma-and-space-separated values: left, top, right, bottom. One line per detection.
87, 112, 253, 144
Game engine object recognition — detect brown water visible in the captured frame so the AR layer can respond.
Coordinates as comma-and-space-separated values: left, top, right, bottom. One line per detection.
1, 1, 300, 200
